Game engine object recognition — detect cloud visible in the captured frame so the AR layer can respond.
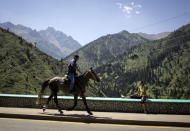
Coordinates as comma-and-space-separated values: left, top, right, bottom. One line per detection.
122, 6, 133, 14
116, 2, 142, 17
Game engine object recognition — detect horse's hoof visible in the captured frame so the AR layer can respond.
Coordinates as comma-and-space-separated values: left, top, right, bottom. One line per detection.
88, 112, 93, 115
59, 110, 63, 114
43, 105, 46, 112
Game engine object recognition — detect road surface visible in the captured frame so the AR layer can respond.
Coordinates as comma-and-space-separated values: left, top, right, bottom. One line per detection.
0, 118, 190, 131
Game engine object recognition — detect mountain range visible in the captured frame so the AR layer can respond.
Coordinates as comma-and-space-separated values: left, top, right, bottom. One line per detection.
94, 24, 190, 99
64, 23, 189, 99
0, 21, 189, 99
0, 22, 81, 59
137, 32, 170, 40
64, 30, 150, 70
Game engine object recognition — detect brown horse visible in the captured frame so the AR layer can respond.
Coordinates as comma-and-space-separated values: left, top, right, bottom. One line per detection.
36, 68, 100, 115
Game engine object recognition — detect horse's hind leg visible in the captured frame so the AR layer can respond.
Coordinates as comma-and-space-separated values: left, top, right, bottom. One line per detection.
53, 92, 63, 114
67, 94, 78, 111
43, 93, 53, 112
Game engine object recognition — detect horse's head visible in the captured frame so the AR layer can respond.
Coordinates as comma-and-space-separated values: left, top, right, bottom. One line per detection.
85, 67, 100, 82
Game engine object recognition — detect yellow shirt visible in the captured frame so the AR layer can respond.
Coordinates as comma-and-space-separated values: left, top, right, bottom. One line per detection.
138, 85, 146, 96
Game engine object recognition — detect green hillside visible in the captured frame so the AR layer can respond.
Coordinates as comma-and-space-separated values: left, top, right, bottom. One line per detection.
64, 31, 149, 70
94, 24, 190, 99
0, 28, 68, 94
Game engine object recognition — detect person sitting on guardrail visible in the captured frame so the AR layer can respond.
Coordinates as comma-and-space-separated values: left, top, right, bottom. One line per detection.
128, 81, 147, 102
138, 81, 147, 102
127, 81, 147, 113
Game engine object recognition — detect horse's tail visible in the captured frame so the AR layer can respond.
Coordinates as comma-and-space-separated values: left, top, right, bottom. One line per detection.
36, 79, 50, 105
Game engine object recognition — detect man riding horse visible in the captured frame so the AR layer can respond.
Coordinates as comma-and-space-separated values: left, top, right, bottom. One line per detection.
36, 55, 100, 115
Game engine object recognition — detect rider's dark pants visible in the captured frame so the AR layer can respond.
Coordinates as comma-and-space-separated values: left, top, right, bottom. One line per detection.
68, 72, 75, 91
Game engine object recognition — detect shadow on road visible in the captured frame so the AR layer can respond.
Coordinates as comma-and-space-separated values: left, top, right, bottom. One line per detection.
39, 112, 112, 120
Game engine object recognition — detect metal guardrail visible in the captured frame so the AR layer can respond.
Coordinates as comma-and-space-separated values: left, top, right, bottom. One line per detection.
0, 94, 190, 103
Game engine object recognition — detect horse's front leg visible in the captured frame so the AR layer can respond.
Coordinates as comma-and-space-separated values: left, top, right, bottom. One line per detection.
53, 92, 63, 114
81, 94, 93, 115
67, 94, 78, 111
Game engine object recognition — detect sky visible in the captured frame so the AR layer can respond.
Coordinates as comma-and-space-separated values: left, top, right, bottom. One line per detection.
0, 0, 190, 45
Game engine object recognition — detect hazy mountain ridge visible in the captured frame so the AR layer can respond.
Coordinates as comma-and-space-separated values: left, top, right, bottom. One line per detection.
0, 22, 81, 59
39, 27, 81, 55
137, 32, 170, 40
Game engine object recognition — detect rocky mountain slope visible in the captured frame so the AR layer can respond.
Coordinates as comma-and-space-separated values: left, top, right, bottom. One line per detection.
64, 30, 149, 70
0, 22, 81, 59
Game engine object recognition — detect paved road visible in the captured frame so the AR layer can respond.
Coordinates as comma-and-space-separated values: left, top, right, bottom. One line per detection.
0, 118, 190, 131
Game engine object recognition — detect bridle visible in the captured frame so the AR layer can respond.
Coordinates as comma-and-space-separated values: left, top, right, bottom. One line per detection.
81, 70, 98, 89
82, 70, 98, 82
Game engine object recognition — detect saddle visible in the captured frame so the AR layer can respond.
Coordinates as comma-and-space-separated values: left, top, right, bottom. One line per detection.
58, 75, 70, 85
59, 75, 80, 88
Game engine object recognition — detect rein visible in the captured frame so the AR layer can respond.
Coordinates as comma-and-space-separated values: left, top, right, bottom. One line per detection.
81, 70, 98, 89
